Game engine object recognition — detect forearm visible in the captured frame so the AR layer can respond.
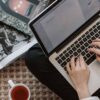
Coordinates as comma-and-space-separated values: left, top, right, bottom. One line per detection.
76, 85, 90, 100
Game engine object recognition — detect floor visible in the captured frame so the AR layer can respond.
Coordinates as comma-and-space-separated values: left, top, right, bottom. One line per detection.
0, 57, 61, 99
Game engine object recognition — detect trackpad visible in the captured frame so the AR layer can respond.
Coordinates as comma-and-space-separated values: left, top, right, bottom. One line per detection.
88, 60, 100, 95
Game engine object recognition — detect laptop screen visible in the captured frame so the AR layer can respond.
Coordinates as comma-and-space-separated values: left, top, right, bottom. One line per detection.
33, 0, 100, 53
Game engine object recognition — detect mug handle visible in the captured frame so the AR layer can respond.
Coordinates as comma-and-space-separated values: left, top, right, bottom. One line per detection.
8, 80, 15, 88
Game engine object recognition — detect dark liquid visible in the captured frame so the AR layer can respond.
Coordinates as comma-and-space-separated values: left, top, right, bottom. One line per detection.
11, 86, 29, 100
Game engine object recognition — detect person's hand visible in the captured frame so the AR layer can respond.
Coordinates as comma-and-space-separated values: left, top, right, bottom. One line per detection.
66, 55, 90, 99
88, 38, 100, 62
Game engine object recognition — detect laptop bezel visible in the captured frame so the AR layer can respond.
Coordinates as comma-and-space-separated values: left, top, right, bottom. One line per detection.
29, 0, 100, 56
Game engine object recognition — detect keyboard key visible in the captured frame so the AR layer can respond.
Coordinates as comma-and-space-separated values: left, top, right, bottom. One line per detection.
61, 61, 67, 67
86, 53, 91, 58
63, 50, 67, 54
71, 44, 74, 48
69, 50, 73, 54
64, 66, 67, 71
72, 47, 76, 51
74, 52, 78, 56
57, 59, 62, 64
67, 47, 71, 51
88, 40, 92, 44
59, 54, 63, 57
97, 22, 100, 26
84, 56, 87, 61
93, 25, 96, 29
85, 31, 89, 35
88, 45, 92, 49
67, 58, 70, 62
65, 53, 69, 57
77, 49, 81, 53
81, 51, 85, 55
92, 36, 96, 40
81, 46, 85, 50
76, 44, 80, 48
97, 25, 100, 30
61, 56, 66, 60
82, 34, 86, 38
89, 28, 93, 32
83, 38, 87, 42
90, 32, 94, 35
94, 28, 98, 33
84, 42, 88, 47
70, 55, 73, 58
87, 34, 91, 39
79, 41, 84, 45
56, 57, 59, 61
95, 34, 99, 37
78, 37, 82, 41
74, 41, 78, 44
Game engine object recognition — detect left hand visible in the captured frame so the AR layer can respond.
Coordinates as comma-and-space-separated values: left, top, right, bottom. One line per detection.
66, 55, 90, 99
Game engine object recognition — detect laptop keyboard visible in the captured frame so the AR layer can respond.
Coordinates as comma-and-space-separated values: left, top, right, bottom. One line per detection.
56, 21, 100, 70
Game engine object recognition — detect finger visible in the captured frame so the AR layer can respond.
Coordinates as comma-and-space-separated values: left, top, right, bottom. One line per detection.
66, 63, 71, 73
79, 55, 86, 69
88, 48, 100, 55
76, 57, 80, 69
70, 56, 75, 70
91, 42, 100, 48
93, 38, 100, 42
96, 55, 100, 62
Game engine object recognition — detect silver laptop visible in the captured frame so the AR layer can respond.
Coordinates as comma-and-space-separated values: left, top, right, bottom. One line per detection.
29, 0, 100, 95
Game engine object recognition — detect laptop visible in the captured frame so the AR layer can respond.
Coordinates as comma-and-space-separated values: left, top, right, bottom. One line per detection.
29, 0, 100, 95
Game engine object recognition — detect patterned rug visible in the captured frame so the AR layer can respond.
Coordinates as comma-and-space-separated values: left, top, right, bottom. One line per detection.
0, 57, 61, 100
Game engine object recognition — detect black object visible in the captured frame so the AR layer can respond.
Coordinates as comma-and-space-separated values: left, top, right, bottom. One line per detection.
92, 88, 100, 99
25, 43, 79, 100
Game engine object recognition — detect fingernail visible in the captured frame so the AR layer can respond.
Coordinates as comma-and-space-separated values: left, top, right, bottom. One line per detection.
88, 48, 91, 50
80, 55, 83, 59
73, 56, 75, 58
90, 43, 93, 45
87, 48, 90, 50
80, 55, 83, 57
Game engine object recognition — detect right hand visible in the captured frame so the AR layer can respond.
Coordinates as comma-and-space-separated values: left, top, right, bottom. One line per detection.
88, 38, 100, 62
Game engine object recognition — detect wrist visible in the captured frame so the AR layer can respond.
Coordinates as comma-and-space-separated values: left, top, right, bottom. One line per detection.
76, 85, 90, 99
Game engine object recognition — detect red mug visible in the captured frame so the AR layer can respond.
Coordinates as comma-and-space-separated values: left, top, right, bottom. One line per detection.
8, 80, 30, 100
